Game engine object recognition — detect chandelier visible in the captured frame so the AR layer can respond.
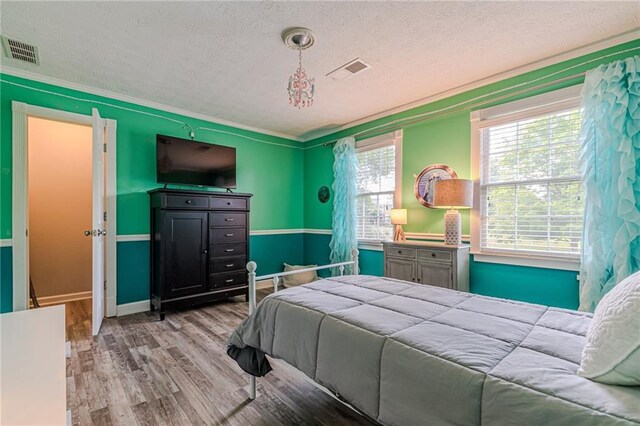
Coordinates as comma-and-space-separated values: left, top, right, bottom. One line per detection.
283, 28, 315, 109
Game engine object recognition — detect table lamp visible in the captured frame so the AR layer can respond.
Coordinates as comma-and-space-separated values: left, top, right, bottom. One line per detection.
433, 179, 473, 245
390, 208, 407, 241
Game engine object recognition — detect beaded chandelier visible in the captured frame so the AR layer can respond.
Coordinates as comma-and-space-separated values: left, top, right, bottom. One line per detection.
283, 28, 316, 109
287, 47, 315, 108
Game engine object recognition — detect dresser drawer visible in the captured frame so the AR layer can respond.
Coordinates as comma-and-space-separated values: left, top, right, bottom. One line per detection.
209, 227, 246, 244
210, 242, 246, 258
165, 194, 209, 209
418, 249, 452, 263
385, 246, 416, 259
210, 197, 247, 210
210, 256, 246, 273
210, 271, 247, 289
209, 212, 247, 227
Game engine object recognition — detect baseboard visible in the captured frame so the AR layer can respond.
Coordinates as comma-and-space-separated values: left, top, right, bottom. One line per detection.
31, 290, 92, 307
116, 300, 150, 316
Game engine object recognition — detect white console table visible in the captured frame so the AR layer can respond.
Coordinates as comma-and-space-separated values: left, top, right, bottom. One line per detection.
0, 305, 67, 425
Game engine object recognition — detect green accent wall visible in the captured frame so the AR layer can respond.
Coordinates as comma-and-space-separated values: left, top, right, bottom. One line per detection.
0, 73, 306, 311
302, 40, 640, 309
0, 73, 304, 238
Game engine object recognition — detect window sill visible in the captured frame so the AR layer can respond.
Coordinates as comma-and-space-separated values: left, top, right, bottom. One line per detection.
472, 252, 580, 271
358, 240, 384, 251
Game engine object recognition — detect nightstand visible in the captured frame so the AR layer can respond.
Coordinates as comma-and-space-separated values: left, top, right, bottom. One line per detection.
382, 241, 469, 292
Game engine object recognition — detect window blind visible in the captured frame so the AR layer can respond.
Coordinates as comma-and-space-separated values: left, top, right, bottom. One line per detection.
480, 107, 584, 257
356, 144, 396, 240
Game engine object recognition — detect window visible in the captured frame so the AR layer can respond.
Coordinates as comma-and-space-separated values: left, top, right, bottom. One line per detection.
355, 131, 402, 241
471, 86, 584, 268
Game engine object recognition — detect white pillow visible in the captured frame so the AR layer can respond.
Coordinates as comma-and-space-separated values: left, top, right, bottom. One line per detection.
282, 264, 318, 287
578, 271, 640, 385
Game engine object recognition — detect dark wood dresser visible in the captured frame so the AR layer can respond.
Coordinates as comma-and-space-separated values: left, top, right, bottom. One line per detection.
149, 188, 252, 320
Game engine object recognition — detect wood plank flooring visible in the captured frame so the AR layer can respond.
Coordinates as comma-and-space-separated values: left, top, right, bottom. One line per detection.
64, 293, 375, 425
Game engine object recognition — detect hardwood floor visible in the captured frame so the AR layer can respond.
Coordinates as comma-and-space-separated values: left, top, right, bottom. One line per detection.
65, 292, 375, 425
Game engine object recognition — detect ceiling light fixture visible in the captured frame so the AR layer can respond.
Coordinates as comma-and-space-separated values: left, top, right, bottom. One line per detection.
283, 28, 315, 109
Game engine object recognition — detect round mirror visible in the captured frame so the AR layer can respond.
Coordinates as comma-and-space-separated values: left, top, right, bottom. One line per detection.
414, 164, 457, 208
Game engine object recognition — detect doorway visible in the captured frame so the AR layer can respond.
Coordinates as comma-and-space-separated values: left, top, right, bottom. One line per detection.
27, 117, 93, 326
12, 102, 117, 335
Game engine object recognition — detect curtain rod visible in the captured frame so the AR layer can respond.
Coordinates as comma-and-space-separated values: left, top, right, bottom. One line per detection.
320, 71, 586, 148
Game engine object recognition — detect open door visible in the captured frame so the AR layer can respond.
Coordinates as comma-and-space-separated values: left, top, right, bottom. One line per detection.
91, 109, 106, 335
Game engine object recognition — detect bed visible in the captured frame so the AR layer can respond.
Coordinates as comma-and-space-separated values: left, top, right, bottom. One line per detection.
228, 258, 640, 425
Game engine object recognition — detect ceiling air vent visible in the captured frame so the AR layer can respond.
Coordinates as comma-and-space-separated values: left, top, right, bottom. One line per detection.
326, 58, 371, 81
1, 36, 39, 65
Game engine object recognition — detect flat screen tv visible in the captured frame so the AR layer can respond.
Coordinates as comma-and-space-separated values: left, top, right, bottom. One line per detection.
156, 134, 236, 188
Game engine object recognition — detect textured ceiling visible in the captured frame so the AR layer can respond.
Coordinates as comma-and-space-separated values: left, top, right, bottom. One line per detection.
0, 2, 638, 140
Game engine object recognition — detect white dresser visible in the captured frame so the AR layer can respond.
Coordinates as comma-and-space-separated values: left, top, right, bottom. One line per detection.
0, 305, 67, 425
383, 241, 470, 292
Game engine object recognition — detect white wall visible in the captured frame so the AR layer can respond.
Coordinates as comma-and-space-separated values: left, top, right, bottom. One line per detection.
28, 117, 92, 298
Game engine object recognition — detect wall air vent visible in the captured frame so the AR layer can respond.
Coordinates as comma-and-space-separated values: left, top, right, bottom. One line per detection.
326, 58, 371, 81
1, 36, 39, 65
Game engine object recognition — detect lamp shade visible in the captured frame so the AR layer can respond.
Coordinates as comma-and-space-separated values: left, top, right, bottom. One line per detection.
390, 208, 408, 225
433, 179, 473, 209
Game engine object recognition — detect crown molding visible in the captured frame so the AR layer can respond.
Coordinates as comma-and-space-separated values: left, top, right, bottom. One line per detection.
0, 66, 302, 142
301, 30, 639, 142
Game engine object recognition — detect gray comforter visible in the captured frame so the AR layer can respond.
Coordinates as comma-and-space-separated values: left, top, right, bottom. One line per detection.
228, 275, 640, 425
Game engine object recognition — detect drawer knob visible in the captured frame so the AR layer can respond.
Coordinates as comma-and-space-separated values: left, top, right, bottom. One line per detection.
186, 200, 192, 204
398, 250, 402, 254
202, 249, 208, 254
225, 279, 234, 283
431, 253, 436, 257
225, 218, 234, 222
226, 233, 234, 237
225, 249, 235, 252
225, 264, 234, 268
227, 202, 231, 205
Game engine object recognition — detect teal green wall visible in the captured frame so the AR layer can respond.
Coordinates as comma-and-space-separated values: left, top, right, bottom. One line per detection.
470, 258, 578, 309
303, 234, 383, 277
116, 241, 150, 305
249, 234, 304, 278
0, 247, 12, 313
114, 234, 305, 305
303, 40, 640, 310
0, 73, 306, 311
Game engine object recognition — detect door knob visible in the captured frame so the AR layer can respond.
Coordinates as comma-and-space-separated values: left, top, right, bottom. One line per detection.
84, 230, 92, 236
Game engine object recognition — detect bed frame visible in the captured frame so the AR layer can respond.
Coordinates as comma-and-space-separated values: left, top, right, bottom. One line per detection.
245, 249, 360, 400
